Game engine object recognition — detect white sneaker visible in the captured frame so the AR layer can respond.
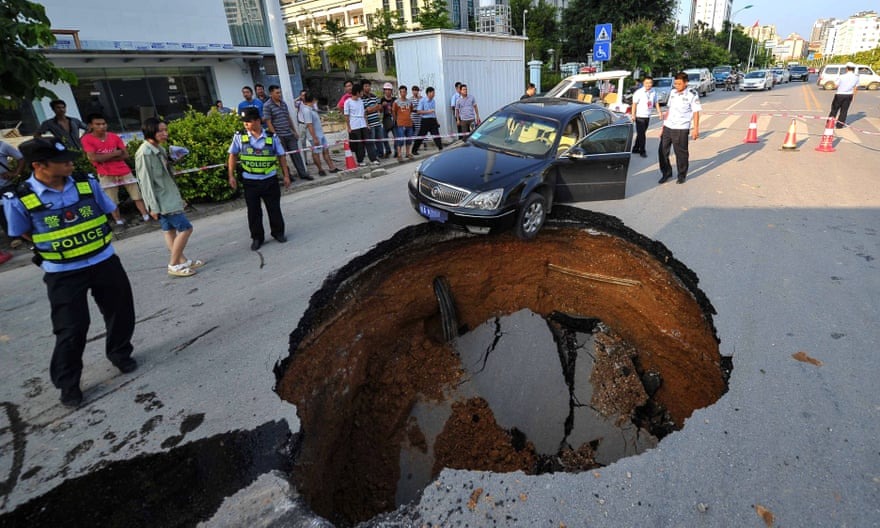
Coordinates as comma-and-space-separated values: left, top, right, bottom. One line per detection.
371, 160, 381, 166
358, 162, 367, 167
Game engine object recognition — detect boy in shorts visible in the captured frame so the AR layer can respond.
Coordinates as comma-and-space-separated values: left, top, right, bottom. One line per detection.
134, 118, 203, 277
301, 93, 339, 175
81, 113, 150, 225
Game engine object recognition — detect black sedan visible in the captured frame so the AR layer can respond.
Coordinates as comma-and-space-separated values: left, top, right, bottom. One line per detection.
408, 98, 634, 239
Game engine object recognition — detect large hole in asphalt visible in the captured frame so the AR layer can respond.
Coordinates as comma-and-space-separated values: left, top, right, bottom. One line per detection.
274, 205, 732, 526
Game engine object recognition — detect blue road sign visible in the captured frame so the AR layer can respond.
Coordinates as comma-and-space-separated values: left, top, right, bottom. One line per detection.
595, 23, 612, 43
593, 42, 611, 62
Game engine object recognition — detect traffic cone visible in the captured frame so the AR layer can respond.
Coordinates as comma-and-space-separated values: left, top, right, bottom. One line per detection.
743, 113, 759, 143
344, 139, 357, 170
780, 119, 798, 150
815, 117, 836, 153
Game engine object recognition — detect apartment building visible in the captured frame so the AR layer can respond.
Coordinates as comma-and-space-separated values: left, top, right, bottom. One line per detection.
689, 0, 732, 34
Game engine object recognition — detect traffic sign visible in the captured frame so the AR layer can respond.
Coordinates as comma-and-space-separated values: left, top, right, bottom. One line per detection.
593, 42, 611, 62
595, 23, 612, 43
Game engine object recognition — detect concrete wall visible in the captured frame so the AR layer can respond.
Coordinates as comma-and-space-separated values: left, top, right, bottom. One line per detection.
39, 0, 233, 45
392, 30, 525, 137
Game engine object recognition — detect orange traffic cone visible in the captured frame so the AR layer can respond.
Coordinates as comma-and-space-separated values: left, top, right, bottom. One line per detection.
743, 113, 759, 143
344, 139, 358, 170
815, 117, 836, 153
780, 119, 798, 150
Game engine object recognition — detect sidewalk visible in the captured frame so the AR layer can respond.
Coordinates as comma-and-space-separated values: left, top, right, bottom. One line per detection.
0, 140, 437, 272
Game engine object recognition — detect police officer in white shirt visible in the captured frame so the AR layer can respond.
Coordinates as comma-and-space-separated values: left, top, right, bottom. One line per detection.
631, 76, 663, 158
829, 62, 859, 129
658, 71, 701, 185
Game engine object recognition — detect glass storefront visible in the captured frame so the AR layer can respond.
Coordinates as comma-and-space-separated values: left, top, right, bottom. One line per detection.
69, 67, 215, 132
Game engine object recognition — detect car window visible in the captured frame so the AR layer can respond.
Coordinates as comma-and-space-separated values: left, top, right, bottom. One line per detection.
469, 112, 558, 157
858, 67, 873, 76
581, 109, 611, 133
825, 67, 840, 75
557, 118, 582, 157
579, 124, 630, 154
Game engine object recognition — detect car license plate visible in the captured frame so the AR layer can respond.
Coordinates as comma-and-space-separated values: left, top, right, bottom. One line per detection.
419, 203, 448, 223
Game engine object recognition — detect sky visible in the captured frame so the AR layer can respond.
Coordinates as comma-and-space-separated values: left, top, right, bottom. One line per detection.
678, 1, 875, 39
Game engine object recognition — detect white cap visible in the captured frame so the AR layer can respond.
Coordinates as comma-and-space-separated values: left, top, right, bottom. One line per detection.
845, 62, 856, 69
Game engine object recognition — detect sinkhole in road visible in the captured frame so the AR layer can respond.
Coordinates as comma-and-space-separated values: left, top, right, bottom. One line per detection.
274, 206, 731, 526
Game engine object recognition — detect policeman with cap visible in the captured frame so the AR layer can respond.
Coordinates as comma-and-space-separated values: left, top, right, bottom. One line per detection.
227, 107, 291, 251
2, 138, 137, 408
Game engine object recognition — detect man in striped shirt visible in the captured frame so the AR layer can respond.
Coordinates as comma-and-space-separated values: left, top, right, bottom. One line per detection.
263, 85, 312, 181
361, 80, 385, 160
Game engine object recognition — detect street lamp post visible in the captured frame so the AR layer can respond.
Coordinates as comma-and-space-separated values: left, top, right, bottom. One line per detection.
727, 4, 754, 53
523, 9, 528, 39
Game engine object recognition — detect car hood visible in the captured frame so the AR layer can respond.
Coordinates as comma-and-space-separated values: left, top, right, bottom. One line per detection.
419, 144, 547, 191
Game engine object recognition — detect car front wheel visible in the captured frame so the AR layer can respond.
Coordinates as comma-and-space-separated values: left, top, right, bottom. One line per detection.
515, 192, 546, 240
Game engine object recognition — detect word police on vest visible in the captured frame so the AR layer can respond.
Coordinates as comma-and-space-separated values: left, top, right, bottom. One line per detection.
51, 227, 107, 251
18, 138, 81, 164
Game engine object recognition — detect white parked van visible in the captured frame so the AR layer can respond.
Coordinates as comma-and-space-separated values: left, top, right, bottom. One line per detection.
683, 68, 714, 97
817, 64, 880, 91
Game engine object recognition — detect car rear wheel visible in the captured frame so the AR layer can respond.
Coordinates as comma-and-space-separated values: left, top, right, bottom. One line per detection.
515, 192, 546, 240
868, 82, 880, 91
824, 82, 836, 90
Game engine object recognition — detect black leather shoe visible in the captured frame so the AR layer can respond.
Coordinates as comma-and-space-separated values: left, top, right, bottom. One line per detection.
301, 174, 314, 181
114, 357, 138, 374
676, 175, 686, 184
639, 152, 647, 158
658, 175, 672, 184
251, 239, 262, 251
60, 387, 83, 408
273, 234, 287, 243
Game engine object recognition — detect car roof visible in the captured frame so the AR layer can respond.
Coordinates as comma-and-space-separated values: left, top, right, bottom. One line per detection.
505, 98, 605, 121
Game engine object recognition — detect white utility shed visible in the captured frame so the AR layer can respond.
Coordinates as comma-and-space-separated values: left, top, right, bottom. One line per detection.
390, 30, 525, 138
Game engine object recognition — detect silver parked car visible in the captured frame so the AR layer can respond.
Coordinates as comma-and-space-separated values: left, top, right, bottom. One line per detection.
653, 77, 673, 106
771, 68, 790, 84
739, 70, 773, 91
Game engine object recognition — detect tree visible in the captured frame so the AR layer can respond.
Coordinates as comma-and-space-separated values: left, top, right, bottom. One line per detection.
559, 0, 675, 62
610, 19, 678, 76
324, 19, 346, 44
510, 0, 557, 63
327, 40, 359, 72
0, 0, 77, 109
363, 10, 408, 51
415, 0, 453, 30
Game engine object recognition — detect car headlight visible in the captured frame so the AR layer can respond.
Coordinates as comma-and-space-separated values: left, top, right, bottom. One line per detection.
410, 168, 420, 188
463, 188, 504, 210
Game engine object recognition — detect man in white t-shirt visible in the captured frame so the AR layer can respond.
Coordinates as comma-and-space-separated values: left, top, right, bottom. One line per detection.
829, 62, 859, 129
344, 83, 379, 166
658, 72, 701, 185
630, 76, 663, 158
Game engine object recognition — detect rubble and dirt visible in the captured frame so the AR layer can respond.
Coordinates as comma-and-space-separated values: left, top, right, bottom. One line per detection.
274, 206, 729, 526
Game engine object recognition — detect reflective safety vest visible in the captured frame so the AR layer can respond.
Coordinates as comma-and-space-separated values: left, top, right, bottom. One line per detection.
239, 133, 279, 175
17, 176, 112, 263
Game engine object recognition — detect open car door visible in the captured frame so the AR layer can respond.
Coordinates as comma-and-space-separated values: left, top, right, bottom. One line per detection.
554, 113, 633, 202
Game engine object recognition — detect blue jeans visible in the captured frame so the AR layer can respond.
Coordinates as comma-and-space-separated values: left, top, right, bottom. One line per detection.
369, 125, 387, 157
394, 126, 414, 148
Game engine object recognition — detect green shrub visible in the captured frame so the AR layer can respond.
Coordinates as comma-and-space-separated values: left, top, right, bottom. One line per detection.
130, 109, 242, 203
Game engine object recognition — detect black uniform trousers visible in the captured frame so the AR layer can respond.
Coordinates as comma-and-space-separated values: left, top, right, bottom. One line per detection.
828, 94, 854, 127
632, 117, 651, 154
412, 118, 443, 153
243, 176, 284, 242
658, 127, 690, 179
44, 254, 135, 391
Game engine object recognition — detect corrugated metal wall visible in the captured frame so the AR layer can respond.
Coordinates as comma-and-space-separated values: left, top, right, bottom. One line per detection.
393, 30, 526, 138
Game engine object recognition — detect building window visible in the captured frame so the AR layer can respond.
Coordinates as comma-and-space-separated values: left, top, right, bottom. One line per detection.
397, 0, 405, 21
68, 67, 215, 132
224, 0, 271, 47
410, 0, 419, 18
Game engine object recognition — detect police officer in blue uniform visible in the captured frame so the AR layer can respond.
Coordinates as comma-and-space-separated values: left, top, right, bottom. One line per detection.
227, 107, 291, 251
3, 138, 137, 408
658, 71, 701, 185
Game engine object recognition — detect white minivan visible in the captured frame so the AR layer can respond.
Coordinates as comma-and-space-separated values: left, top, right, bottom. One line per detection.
817, 64, 880, 90
683, 68, 714, 97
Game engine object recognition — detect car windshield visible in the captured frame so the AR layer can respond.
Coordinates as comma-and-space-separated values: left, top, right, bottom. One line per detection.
773, 69, 783, 74
654, 78, 673, 87
469, 111, 560, 157
687, 73, 700, 82
791, 66, 807, 71
713, 66, 732, 74
745, 71, 765, 79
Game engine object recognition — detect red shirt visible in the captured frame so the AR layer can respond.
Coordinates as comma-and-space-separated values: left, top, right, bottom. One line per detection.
81, 132, 131, 176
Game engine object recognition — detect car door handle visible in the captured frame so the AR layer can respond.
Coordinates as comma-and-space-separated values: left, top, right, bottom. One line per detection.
606, 164, 625, 170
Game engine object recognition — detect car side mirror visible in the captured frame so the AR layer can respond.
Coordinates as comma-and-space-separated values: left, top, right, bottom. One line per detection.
568, 147, 587, 160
